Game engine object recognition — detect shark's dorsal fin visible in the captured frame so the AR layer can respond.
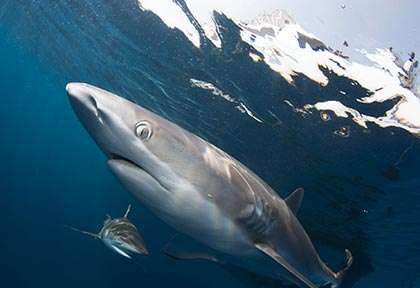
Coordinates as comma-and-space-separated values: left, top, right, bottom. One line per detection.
285, 188, 304, 215
124, 204, 132, 218
65, 225, 101, 240
255, 243, 317, 288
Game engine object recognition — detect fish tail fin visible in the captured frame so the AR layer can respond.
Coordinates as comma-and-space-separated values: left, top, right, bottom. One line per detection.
330, 249, 353, 288
124, 204, 132, 218
64, 224, 100, 239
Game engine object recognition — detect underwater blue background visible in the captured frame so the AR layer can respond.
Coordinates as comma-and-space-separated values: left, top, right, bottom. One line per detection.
0, 1, 419, 287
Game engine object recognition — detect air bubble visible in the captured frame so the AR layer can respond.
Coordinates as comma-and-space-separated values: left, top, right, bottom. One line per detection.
334, 126, 350, 137
320, 111, 331, 121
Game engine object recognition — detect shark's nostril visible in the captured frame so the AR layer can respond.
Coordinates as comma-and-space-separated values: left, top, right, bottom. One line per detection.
88, 96, 98, 111
84, 95, 104, 121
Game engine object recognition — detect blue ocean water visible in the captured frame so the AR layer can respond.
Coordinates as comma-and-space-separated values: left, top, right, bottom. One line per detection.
0, 1, 419, 287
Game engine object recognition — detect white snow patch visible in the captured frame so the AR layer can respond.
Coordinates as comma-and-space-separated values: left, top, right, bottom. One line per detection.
201, 22, 222, 48
240, 14, 331, 85
236, 103, 264, 123
249, 52, 263, 62
284, 100, 310, 116
305, 101, 370, 129
138, 0, 200, 47
306, 98, 420, 135
190, 79, 262, 123
190, 79, 235, 102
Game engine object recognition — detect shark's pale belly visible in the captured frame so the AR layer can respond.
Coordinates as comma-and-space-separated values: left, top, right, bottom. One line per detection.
145, 181, 255, 256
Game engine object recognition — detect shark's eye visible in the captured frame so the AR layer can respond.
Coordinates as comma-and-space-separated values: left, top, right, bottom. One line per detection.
135, 121, 152, 140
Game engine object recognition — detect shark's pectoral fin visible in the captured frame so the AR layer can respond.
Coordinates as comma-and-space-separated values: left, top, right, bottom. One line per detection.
163, 240, 281, 288
255, 243, 318, 288
285, 188, 304, 215
163, 247, 219, 263
111, 245, 132, 259
64, 225, 100, 240
162, 236, 219, 263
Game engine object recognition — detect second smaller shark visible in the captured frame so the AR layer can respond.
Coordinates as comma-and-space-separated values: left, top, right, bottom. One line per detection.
66, 204, 149, 258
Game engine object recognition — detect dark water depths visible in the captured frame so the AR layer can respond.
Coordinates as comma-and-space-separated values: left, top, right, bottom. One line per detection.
0, 1, 419, 287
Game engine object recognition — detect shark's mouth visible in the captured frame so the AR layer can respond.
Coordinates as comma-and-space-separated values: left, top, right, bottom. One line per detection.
109, 153, 144, 170
108, 153, 169, 191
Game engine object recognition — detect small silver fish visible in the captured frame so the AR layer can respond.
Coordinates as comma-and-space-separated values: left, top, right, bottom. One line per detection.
66, 204, 149, 258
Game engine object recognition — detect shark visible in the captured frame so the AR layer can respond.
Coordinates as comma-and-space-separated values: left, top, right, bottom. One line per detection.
67, 82, 353, 287
66, 204, 149, 259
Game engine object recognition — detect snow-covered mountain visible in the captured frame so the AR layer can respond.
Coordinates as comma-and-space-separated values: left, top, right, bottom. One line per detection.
138, 0, 420, 136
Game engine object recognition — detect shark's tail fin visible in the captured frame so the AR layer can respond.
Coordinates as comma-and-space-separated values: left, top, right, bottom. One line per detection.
124, 204, 132, 218
330, 249, 353, 288
64, 225, 100, 239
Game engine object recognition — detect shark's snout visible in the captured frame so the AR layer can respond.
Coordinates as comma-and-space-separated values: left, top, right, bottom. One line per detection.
66, 82, 119, 156
67, 82, 148, 166
66, 82, 100, 118
66, 83, 89, 102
